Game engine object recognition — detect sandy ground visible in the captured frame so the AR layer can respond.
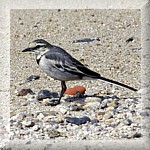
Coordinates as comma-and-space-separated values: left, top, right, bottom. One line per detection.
9, 9, 141, 139
10, 9, 140, 106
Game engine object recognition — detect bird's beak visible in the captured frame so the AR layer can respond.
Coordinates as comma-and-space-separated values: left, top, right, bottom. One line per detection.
22, 48, 33, 52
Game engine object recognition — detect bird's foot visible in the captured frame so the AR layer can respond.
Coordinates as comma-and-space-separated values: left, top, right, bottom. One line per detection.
45, 99, 60, 106
76, 91, 85, 98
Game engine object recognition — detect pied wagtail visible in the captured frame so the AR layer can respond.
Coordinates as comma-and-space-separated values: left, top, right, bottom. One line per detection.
22, 39, 138, 106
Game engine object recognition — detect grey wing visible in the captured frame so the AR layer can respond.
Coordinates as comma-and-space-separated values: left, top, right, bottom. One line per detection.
44, 50, 83, 76
45, 47, 100, 79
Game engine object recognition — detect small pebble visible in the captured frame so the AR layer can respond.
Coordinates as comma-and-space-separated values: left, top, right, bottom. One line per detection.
106, 106, 115, 111
0, 116, 3, 120
64, 86, 86, 96
84, 102, 100, 109
69, 104, 84, 111
103, 112, 113, 120
85, 97, 102, 103
22, 120, 35, 127
16, 112, 26, 120
107, 101, 118, 108
65, 116, 91, 125
42, 111, 57, 117
32, 125, 40, 131
72, 38, 99, 43
21, 102, 29, 106
47, 130, 61, 138
91, 119, 99, 124
97, 111, 105, 116
25, 75, 40, 83
132, 47, 141, 51
16, 88, 34, 96
76, 91, 85, 98
37, 113, 45, 120
33, 22, 41, 29
132, 132, 142, 138
145, 107, 150, 110
126, 37, 134, 43
36, 89, 58, 100
123, 119, 132, 126
140, 111, 149, 117
26, 141, 31, 144
100, 101, 107, 109
58, 106, 68, 114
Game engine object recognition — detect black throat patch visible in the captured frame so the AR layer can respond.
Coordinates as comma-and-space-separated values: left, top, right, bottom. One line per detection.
36, 54, 43, 65
36, 58, 41, 65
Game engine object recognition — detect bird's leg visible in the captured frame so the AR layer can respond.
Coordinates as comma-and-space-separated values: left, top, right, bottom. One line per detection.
45, 81, 66, 106
59, 81, 67, 101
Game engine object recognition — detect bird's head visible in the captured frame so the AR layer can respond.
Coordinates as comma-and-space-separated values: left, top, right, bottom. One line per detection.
22, 39, 50, 54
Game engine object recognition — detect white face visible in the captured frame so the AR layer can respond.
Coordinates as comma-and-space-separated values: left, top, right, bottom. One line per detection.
36, 47, 49, 59
28, 41, 46, 48
29, 41, 50, 60
28, 41, 48, 54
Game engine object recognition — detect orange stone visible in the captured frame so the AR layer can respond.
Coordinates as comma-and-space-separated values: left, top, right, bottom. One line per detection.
64, 86, 86, 96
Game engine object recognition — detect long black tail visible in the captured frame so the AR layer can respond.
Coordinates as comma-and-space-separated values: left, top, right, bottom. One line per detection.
77, 64, 138, 91
99, 76, 138, 92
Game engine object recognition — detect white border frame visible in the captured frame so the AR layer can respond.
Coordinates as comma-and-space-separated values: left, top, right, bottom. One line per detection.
0, 0, 149, 149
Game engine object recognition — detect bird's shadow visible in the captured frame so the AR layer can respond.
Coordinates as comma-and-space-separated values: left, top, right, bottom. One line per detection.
64, 93, 140, 103
64, 93, 113, 103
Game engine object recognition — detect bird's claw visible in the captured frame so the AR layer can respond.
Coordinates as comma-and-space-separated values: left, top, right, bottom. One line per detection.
45, 99, 60, 106
76, 91, 85, 98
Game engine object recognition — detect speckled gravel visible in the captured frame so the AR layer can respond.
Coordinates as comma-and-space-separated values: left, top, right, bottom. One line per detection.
9, 9, 143, 140
9, 94, 143, 140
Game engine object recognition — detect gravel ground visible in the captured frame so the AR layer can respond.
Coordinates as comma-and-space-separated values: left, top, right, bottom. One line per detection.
9, 9, 143, 140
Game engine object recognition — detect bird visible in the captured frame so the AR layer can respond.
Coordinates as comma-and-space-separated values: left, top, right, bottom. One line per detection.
22, 39, 138, 106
